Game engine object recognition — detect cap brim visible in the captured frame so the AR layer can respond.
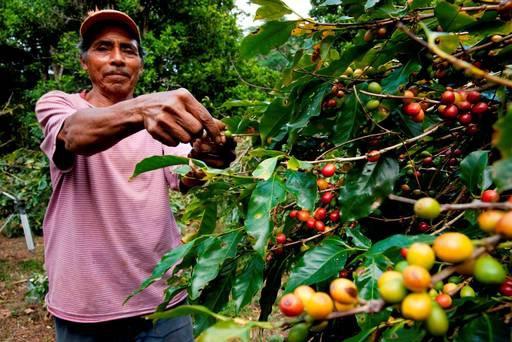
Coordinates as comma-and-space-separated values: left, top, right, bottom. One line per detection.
80, 10, 140, 41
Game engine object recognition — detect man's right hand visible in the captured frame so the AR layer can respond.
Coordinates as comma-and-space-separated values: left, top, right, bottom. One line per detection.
136, 88, 222, 146
56, 88, 222, 159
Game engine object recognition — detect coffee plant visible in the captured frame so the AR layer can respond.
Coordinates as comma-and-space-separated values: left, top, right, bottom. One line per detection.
128, 0, 512, 340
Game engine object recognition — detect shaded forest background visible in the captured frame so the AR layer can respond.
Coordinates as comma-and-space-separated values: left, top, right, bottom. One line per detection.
0, 0, 281, 234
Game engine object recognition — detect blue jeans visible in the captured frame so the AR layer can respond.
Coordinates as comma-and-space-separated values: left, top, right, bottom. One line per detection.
54, 315, 193, 341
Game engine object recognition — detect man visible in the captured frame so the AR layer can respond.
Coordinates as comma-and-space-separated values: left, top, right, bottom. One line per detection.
35, 9, 235, 341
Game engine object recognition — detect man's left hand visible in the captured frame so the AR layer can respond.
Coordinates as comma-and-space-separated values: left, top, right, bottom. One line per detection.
188, 127, 236, 169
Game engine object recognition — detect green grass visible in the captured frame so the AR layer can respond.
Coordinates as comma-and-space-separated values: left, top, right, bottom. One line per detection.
220, 295, 260, 320
0, 260, 11, 282
18, 259, 44, 273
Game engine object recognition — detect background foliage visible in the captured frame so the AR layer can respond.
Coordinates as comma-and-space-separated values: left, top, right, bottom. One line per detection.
0, 0, 277, 235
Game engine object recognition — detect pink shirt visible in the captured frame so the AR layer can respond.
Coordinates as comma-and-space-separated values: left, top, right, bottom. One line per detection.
35, 91, 189, 323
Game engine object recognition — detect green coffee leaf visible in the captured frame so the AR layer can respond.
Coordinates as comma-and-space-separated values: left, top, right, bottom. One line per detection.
253, 0, 292, 21
339, 158, 399, 221
246, 176, 287, 254
240, 21, 297, 59
285, 237, 354, 292
285, 170, 318, 211
190, 231, 242, 299
232, 254, 265, 313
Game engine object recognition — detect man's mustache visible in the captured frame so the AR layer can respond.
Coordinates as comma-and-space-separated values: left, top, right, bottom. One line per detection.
105, 70, 130, 77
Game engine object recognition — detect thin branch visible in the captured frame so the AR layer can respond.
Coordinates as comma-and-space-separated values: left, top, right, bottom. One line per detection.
315, 132, 394, 161
312, 4, 497, 30
430, 211, 466, 235
442, 200, 512, 211
431, 187, 467, 231
368, 215, 414, 223
388, 195, 512, 212
398, 22, 512, 88
388, 194, 417, 205
325, 299, 386, 320
380, 123, 443, 154
308, 123, 443, 164
453, 33, 512, 58
359, 89, 440, 104
229, 56, 276, 91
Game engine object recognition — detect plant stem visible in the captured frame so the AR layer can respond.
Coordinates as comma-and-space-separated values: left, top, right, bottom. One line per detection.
388, 195, 512, 212
325, 299, 386, 320
314, 132, 393, 161
309, 124, 443, 164
359, 89, 440, 104
398, 22, 512, 88
442, 200, 512, 211
387, 194, 417, 205
430, 211, 465, 235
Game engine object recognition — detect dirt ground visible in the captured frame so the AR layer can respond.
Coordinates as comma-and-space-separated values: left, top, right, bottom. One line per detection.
0, 234, 54, 342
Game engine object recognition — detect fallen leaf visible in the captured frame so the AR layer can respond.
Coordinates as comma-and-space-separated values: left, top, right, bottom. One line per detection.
0, 308, 12, 319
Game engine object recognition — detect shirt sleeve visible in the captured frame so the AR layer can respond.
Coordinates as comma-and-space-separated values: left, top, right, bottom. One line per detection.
162, 143, 193, 191
35, 91, 77, 172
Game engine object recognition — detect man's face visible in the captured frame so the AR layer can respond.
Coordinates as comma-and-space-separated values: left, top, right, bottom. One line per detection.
80, 26, 142, 99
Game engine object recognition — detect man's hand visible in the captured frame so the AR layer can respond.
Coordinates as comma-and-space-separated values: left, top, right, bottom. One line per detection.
137, 88, 222, 146
188, 130, 237, 169
179, 167, 207, 194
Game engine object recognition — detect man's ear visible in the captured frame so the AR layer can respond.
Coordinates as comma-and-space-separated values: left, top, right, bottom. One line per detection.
79, 54, 88, 71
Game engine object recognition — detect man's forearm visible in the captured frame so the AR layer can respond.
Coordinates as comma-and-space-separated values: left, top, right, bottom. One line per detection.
57, 99, 144, 156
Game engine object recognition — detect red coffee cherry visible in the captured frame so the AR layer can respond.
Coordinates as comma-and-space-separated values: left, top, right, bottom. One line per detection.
276, 233, 287, 244
458, 113, 473, 126
481, 189, 500, 203
400, 248, 408, 258
321, 192, 335, 204
403, 102, 422, 116
315, 220, 326, 232
441, 104, 458, 119
329, 210, 340, 222
457, 101, 472, 112
472, 102, 489, 115
441, 91, 455, 104
314, 208, 327, 221
466, 124, 479, 135
367, 150, 381, 162
321, 163, 336, 177
466, 91, 481, 103
418, 221, 430, 232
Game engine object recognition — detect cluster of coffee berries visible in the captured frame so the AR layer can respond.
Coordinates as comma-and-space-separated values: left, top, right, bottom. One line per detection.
322, 82, 345, 110
379, 228, 509, 336
280, 278, 359, 319
288, 163, 341, 233
365, 81, 382, 110
476, 205, 512, 240
437, 89, 489, 135
401, 89, 428, 123
279, 278, 359, 340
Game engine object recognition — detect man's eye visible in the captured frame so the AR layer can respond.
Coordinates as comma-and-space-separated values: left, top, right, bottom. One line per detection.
123, 48, 137, 55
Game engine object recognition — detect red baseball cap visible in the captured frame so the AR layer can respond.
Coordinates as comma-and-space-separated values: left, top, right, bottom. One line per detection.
80, 9, 141, 42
